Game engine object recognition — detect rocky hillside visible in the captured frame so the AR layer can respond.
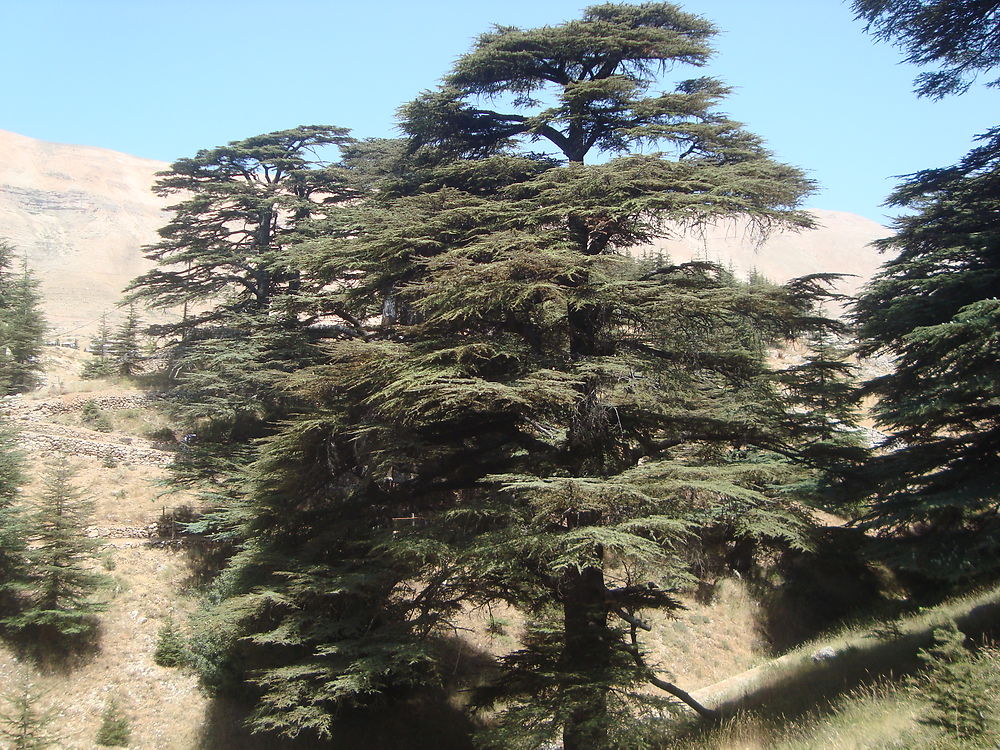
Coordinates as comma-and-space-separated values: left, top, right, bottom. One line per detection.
653, 209, 892, 298
0, 129, 891, 339
0, 129, 169, 338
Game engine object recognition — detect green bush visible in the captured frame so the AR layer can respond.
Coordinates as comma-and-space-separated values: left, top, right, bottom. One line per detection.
153, 617, 188, 668
95, 700, 130, 747
80, 357, 116, 380
912, 622, 988, 739
0, 675, 58, 749
79, 401, 112, 433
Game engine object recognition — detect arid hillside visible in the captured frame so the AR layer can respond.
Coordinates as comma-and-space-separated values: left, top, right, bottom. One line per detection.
0, 129, 169, 338
653, 209, 892, 298
1, 129, 891, 338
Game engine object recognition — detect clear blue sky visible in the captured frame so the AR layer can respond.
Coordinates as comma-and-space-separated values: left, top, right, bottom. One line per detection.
0, 0, 994, 224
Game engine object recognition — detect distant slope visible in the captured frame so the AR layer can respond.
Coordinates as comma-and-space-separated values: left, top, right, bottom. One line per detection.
647, 209, 892, 297
0, 129, 891, 336
0, 129, 169, 338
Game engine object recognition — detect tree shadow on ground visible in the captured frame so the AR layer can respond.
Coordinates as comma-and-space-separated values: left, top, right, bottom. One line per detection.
195, 692, 478, 750
751, 526, 893, 652
1, 618, 104, 673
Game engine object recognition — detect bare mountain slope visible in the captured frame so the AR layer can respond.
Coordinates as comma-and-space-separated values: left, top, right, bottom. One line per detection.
0, 129, 169, 337
648, 209, 892, 297
0, 129, 891, 337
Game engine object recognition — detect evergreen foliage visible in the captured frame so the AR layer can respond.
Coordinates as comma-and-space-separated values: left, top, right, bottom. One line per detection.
81, 312, 116, 379
0, 675, 57, 750
110, 303, 142, 377
94, 700, 131, 747
124, 126, 363, 512
853, 0, 1000, 98
912, 622, 988, 739
184, 5, 859, 747
79, 400, 113, 433
0, 249, 47, 395
0, 422, 29, 615
854, 5, 1000, 582
5, 464, 106, 642
855, 135, 1000, 580
153, 616, 189, 668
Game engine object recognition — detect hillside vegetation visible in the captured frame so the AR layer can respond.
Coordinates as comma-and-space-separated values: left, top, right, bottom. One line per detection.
1, 1, 998, 749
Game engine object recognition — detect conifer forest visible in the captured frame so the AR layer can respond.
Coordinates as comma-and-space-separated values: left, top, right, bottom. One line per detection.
1, 2, 999, 749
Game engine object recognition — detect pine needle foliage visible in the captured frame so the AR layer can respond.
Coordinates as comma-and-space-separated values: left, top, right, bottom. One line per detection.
94, 700, 131, 747
0, 421, 29, 615
124, 127, 365, 534
0, 674, 58, 750
81, 312, 116, 379
854, 129, 1000, 583
110, 303, 143, 377
852, 0, 1000, 585
153, 615, 189, 668
191, 4, 859, 748
911, 622, 990, 739
5, 463, 106, 642
0, 251, 46, 395
853, 0, 1000, 98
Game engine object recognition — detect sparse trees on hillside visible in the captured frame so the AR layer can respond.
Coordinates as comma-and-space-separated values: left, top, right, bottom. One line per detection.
190, 5, 857, 747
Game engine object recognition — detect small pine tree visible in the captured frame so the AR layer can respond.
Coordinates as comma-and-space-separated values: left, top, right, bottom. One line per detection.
0, 421, 29, 614
111, 303, 142, 377
153, 616, 188, 667
95, 699, 130, 747
81, 312, 116, 380
0, 674, 58, 750
79, 400, 113, 433
6, 464, 106, 642
913, 622, 986, 739
0, 258, 46, 394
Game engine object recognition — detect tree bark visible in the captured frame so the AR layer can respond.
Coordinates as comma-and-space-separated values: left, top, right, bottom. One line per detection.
562, 564, 612, 750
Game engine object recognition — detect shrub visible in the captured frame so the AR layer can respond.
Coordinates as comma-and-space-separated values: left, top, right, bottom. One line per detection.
912, 622, 987, 739
95, 700, 130, 747
153, 617, 188, 668
79, 401, 112, 433
0, 674, 57, 750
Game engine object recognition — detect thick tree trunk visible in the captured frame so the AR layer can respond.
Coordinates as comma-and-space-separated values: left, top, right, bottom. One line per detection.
562, 564, 612, 750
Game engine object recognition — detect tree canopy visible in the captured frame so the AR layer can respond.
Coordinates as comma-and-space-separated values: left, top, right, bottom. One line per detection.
182, 5, 858, 749
853, 0, 1000, 97
852, 0, 1000, 583
854, 128, 1000, 581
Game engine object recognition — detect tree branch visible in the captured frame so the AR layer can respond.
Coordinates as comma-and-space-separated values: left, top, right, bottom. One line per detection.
625, 623, 717, 719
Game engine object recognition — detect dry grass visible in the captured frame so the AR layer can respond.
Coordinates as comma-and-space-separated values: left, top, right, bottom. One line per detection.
644, 578, 767, 690
672, 683, 925, 750
0, 542, 208, 750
